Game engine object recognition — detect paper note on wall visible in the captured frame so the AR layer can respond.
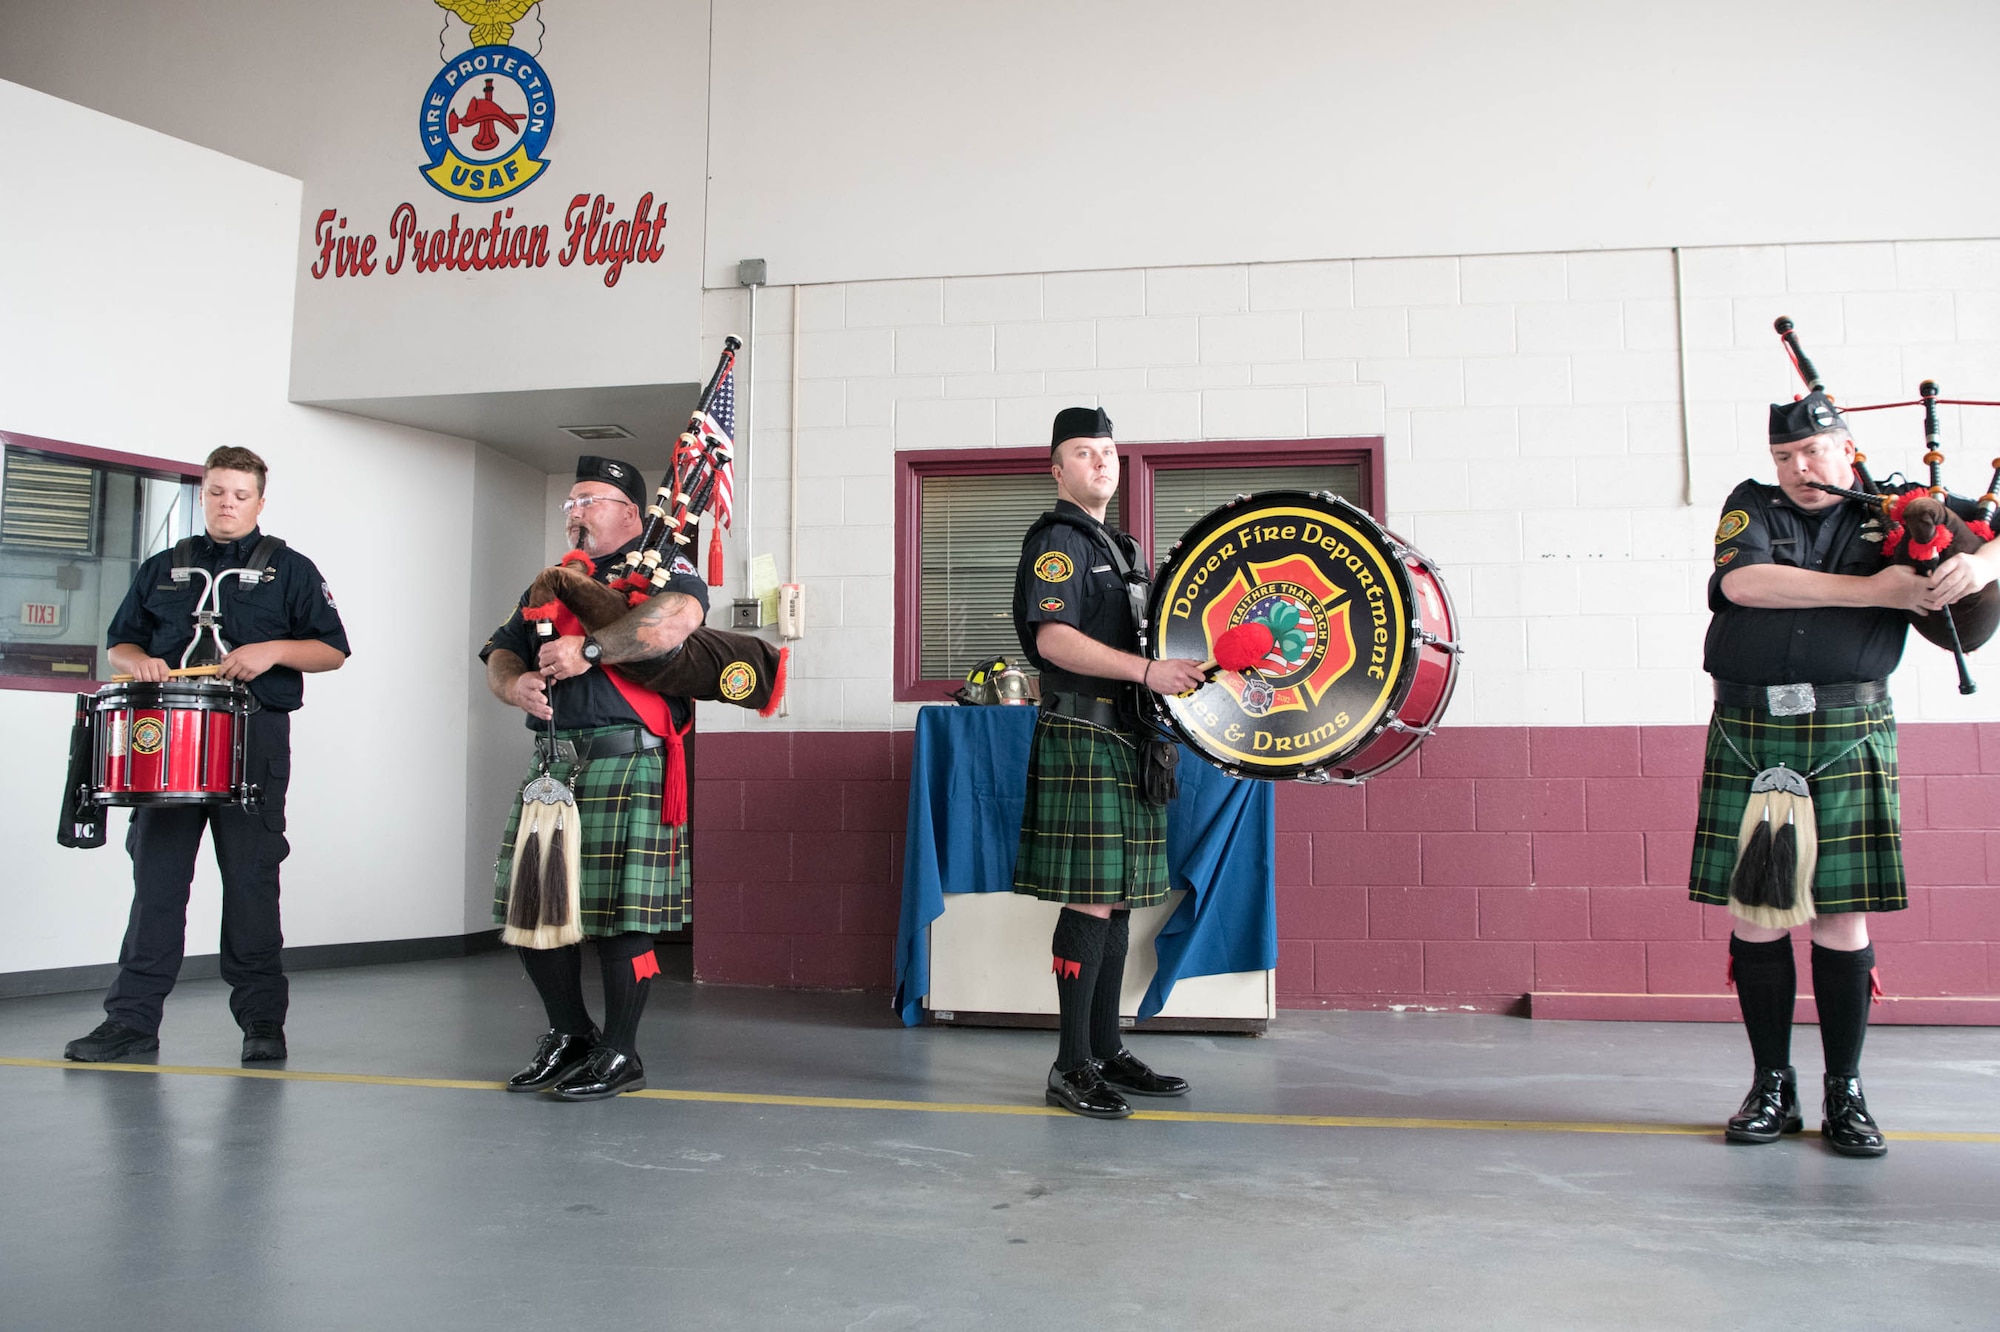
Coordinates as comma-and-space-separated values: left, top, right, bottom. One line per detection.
751, 553, 781, 623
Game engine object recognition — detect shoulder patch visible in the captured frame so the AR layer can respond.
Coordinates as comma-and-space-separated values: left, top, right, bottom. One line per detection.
321, 580, 338, 610
1715, 510, 1749, 544
1716, 547, 1739, 567
1038, 596, 1065, 612
671, 553, 699, 577
1033, 551, 1074, 583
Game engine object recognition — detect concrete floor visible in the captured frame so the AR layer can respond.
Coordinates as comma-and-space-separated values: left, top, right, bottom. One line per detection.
3, 949, 1997, 1331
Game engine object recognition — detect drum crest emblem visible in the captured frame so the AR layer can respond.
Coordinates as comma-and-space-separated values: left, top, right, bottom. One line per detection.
131, 717, 165, 757
1153, 496, 1413, 775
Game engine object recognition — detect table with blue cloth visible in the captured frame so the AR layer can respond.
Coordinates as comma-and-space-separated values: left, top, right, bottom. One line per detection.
893, 704, 1276, 1028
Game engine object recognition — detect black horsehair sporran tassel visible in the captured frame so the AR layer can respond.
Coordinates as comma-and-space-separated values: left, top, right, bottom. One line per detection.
1768, 807, 1798, 911
509, 822, 544, 930
1731, 805, 1775, 908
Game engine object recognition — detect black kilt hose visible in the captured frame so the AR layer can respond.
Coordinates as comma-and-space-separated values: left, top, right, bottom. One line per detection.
1013, 714, 1168, 907
492, 724, 690, 935
1688, 701, 1905, 914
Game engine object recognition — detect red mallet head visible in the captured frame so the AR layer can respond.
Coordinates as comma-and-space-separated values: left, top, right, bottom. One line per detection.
1212, 622, 1277, 673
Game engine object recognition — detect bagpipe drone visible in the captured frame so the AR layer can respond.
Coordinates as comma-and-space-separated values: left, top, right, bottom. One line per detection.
1776, 317, 2000, 693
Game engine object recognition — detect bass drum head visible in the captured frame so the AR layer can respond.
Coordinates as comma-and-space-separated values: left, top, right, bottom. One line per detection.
1148, 490, 1420, 781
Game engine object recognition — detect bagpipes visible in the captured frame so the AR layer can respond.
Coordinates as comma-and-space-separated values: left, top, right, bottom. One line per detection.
503, 337, 786, 949
522, 336, 788, 717
1777, 317, 2000, 694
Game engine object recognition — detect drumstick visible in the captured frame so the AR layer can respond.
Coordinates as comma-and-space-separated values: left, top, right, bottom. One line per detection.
110, 664, 224, 682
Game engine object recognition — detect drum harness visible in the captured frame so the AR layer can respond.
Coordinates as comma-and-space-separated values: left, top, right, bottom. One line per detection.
1019, 510, 1180, 805
56, 535, 285, 849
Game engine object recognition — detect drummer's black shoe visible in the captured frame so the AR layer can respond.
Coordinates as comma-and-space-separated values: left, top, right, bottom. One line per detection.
1724, 1064, 1802, 1143
506, 1027, 601, 1092
1095, 1048, 1190, 1098
241, 1020, 288, 1062
64, 1020, 159, 1063
1822, 1074, 1888, 1158
551, 1047, 645, 1101
1046, 1062, 1132, 1119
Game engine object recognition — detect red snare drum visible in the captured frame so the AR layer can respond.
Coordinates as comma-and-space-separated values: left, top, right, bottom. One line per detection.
91, 679, 251, 805
1148, 490, 1462, 784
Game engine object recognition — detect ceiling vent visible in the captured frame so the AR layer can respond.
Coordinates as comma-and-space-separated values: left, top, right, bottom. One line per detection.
560, 424, 634, 441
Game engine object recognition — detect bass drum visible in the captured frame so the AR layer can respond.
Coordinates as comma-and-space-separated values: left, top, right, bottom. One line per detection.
1147, 490, 1461, 783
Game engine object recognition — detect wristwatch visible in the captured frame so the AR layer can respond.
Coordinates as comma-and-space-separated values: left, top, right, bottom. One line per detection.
580, 635, 602, 665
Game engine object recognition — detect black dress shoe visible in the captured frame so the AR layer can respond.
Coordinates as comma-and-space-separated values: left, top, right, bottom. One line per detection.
506, 1028, 600, 1092
63, 1020, 159, 1063
1046, 1062, 1132, 1119
241, 1020, 288, 1062
551, 1046, 645, 1101
1725, 1064, 1802, 1143
1822, 1074, 1888, 1158
1095, 1048, 1190, 1098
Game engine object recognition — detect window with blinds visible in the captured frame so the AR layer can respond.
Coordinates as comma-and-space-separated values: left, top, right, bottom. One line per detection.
918, 473, 1120, 681
0, 441, 199, 687
1, 451, 99, 553
898, 438, 1379, 699
1151, 463, 1361, 562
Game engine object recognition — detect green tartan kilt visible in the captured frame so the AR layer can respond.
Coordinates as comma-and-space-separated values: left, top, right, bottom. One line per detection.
1013, 714, 1168, 908
1688, 701, 1905, 914
492, 725, 690, 936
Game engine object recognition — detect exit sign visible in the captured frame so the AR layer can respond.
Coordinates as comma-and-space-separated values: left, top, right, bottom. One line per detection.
23, 602, 61, 628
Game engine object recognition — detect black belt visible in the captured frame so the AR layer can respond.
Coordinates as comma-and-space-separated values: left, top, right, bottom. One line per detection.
1041, 690, 1125, 730
536, 727, 664, 762
1713, 679, 1889, 713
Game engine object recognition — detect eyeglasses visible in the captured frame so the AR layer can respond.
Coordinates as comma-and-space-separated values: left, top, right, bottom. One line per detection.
560, 495, 636, 514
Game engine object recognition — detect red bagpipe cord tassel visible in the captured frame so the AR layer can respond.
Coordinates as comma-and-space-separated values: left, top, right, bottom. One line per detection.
707, 523, 725, 587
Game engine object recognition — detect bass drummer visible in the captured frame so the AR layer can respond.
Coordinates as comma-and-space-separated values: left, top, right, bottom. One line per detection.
1011, 406, 1207, 1119
64, 446, 348, 1065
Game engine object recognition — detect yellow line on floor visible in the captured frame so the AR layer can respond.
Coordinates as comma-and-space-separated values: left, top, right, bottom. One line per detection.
5, 1057, 1996, 1142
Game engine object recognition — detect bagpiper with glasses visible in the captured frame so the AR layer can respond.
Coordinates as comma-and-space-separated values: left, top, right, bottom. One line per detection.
1691, 393, 2000, 1156
481, 455, 709, 1101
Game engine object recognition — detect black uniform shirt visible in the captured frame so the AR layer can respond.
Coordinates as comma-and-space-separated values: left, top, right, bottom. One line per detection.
1701, 478, 1928, 685
480, 534, 710, 730
1014, 499, 1143, 695
106, 527, 350, 712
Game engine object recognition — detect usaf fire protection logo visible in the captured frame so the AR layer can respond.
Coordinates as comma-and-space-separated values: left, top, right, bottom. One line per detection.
420, 2, 557, 203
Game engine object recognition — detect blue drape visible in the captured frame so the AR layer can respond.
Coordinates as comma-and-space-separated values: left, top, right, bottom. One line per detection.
893, 705, 1275, 1026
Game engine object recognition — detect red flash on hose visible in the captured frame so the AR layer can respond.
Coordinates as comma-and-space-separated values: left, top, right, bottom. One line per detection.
632, 951, 661, 982
1052, 957, 1082, 980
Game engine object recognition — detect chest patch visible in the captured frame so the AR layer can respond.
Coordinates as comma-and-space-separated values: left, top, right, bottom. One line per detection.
1033, 551, 1074, 583
1715, 510, 1750, 544
1038, 596, 1065, 612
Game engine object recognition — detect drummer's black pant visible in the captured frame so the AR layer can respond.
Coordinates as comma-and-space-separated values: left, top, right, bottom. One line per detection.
104, 710, 292, 1035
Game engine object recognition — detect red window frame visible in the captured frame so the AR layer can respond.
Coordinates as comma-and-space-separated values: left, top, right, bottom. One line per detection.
893, 435, 1384, 702
0, 430, 204, 695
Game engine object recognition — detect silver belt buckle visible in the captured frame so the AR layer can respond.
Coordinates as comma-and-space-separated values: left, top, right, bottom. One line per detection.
536, 738, 580, 764
1766, 683, 1816, 716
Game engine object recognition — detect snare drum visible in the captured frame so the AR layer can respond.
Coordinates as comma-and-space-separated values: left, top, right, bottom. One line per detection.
91, 679, 252, 805
1147, 490, 1461, 783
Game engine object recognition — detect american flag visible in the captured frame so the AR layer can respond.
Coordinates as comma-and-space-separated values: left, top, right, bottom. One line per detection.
695, 355, 736, 528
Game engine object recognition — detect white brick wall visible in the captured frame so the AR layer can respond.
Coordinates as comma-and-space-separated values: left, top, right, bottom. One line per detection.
698, 238, 2000, 733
